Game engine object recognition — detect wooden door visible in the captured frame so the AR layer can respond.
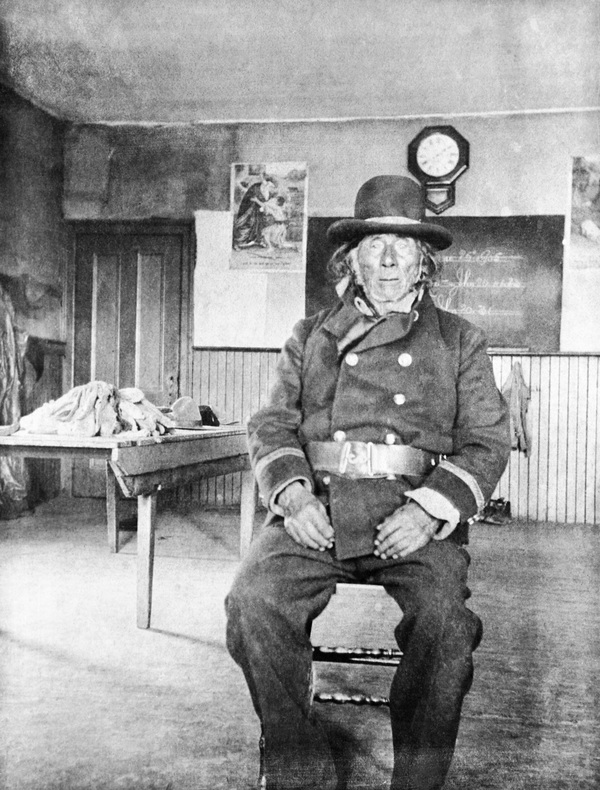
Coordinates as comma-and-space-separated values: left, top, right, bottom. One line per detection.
72, 229, 190, 495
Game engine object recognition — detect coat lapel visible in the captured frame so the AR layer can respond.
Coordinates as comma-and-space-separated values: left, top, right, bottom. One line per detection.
350, 291, 437, 353
321, 294, 382, 355
321, 289, 441, 356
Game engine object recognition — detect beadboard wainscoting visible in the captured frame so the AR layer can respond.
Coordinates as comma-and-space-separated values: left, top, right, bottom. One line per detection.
189, 348, 279, 509
491, 354, 600, 525
189, 348, 600, 525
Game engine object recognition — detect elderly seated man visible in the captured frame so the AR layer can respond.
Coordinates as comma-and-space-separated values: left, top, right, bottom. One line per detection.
226, 175, 510, 790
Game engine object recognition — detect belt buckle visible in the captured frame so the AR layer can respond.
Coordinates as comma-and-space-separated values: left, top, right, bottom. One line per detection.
339, 441, 373, 478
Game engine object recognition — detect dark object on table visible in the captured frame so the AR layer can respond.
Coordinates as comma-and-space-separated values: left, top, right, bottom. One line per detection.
199, 405, 220, 426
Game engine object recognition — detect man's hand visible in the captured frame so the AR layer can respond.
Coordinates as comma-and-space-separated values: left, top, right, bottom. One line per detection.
277, 481, 334, 551
374, 501, 442, 559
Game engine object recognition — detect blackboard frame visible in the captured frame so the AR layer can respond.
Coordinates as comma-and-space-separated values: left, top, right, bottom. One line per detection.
306, 215, 563, 352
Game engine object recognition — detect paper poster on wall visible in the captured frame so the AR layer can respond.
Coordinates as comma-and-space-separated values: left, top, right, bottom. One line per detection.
230, 162, 308, 272
565, 155, 600, 269
194, 210, 305, 348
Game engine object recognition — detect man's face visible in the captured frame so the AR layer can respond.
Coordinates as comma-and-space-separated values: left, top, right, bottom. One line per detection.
351, 233, 421, 307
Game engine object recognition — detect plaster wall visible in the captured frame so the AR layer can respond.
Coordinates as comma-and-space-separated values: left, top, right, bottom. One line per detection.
63, 109, 600, 349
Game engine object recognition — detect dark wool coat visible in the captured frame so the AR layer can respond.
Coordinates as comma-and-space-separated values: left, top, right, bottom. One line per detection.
247, 289, 511, 559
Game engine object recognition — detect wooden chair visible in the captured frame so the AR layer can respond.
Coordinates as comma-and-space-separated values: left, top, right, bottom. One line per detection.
257, 582, 402, 789
310, 582, 403, 705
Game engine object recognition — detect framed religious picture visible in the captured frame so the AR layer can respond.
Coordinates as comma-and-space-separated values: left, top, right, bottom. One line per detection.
565, 155, 600, 269
230, 162, 308, 272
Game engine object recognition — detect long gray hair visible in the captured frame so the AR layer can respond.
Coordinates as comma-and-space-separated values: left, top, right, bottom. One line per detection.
327, 238, 441, 290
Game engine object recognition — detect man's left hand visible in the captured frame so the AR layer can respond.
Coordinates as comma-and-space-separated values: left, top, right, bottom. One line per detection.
374, 501, 442, 559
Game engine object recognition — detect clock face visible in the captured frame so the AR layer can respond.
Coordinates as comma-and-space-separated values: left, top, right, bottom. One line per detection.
416, 133, 461, 178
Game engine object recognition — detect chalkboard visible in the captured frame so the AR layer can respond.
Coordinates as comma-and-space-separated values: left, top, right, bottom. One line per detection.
306, 216, 563, 352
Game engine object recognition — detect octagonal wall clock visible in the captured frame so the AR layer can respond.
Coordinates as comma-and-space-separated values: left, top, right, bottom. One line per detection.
407, 125, 470, 214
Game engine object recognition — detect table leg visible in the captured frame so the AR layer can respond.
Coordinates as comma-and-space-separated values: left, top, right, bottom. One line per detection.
106, 462, 120, 553
239, 470, 257, 558
137, 492, 157, 629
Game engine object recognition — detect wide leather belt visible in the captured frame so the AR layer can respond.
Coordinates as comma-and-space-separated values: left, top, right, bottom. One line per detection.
306, 441, 439, 479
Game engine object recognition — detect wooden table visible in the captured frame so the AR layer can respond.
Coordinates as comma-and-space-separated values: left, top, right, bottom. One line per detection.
0, 427, 256, 628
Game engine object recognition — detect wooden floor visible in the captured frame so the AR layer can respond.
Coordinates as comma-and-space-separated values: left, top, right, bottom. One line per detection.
453, 520, 600, 790
1, 497, 599, 789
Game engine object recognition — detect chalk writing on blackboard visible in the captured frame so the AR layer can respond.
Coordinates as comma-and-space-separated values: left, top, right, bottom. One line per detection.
441, 250, 523, 265
431, 248, 528, 333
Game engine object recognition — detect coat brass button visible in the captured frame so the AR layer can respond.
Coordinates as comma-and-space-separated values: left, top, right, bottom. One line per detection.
322, 475, 331, 486
345, 352, 359, 366
398, 353, 412, 367
333, 430, 347, 442
393, 393, 406, 405
385, 433, 396, 444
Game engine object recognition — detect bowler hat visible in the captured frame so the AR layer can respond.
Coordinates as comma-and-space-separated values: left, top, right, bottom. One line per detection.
327, 175, 453, 250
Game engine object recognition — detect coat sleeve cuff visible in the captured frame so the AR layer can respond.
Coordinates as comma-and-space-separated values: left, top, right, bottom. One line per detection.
406, 487, 461, 540
421, 459, 486, 522
253, 448, 314, 513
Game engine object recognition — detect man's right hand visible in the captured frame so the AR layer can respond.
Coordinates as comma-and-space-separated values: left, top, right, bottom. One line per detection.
276, 481, 334, 551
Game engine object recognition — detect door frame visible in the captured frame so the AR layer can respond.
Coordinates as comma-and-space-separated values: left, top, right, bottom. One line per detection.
66, 220, 195, 401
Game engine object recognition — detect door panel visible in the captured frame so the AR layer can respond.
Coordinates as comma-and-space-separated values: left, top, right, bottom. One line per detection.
73, 230, 186, 496
92, 254, 120, 384
118, 252, 138, 391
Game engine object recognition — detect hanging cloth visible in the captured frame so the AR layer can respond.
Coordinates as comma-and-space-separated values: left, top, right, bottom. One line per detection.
501, 361, 531, 455
0, 283, 29, 518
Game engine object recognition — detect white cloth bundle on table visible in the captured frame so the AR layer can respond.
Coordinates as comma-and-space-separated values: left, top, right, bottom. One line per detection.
19, 382, 175, 438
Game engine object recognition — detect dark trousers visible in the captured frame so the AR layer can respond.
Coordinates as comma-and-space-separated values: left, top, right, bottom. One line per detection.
225, 521, 482, 790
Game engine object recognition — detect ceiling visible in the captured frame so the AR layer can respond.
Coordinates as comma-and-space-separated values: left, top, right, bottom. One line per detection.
1, 0, 598, 124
